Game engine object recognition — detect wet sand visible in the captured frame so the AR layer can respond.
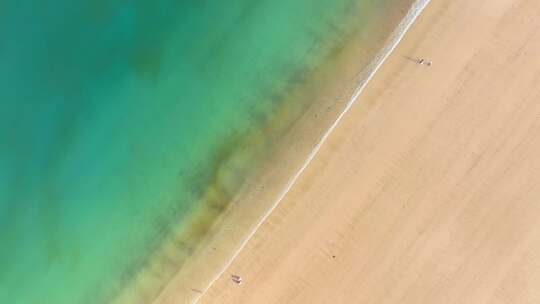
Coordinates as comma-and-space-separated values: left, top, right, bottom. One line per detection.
198, 0, 540, 302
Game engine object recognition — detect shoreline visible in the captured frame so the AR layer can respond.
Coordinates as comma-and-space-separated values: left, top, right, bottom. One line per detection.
108, 3, 395, 302
198, 0, 540, 302
191, 0, 431, 302
147, 1, 429, 303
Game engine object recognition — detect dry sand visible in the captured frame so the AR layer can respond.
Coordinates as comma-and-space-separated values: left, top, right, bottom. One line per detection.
198, 0, 540, 302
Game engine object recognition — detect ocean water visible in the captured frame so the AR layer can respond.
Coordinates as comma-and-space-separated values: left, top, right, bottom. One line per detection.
0, 0, 405, 303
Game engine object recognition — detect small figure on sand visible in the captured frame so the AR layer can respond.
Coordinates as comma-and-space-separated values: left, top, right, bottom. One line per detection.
402, 55, 433, 67
416, 58, 432, 66
231, 274, 243, 285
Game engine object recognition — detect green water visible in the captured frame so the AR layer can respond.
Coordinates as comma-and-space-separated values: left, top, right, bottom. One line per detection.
0, 0, 405, 303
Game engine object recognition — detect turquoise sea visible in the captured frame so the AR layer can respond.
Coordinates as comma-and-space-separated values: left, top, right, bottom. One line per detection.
0, 0, 410, 303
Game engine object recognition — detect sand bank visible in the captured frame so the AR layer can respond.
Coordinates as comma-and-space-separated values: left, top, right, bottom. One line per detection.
198, 0, 540, 302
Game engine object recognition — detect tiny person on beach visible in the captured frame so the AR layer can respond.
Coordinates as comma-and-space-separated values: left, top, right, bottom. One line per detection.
417, 58, 432, 66
231, 274, 243, 285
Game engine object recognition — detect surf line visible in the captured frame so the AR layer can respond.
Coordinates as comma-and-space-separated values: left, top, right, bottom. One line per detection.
188, 0, 433, 302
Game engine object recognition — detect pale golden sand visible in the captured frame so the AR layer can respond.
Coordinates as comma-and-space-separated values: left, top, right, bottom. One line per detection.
198, 0, 540, 302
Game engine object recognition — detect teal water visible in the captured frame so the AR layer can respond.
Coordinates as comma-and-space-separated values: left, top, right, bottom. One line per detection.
0, 1, 402, 303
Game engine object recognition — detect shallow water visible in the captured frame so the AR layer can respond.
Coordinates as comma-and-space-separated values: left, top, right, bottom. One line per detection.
1, 0, 404, 303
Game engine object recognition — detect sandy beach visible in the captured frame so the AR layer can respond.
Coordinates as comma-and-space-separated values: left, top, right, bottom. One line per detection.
196, 0, 540, 302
